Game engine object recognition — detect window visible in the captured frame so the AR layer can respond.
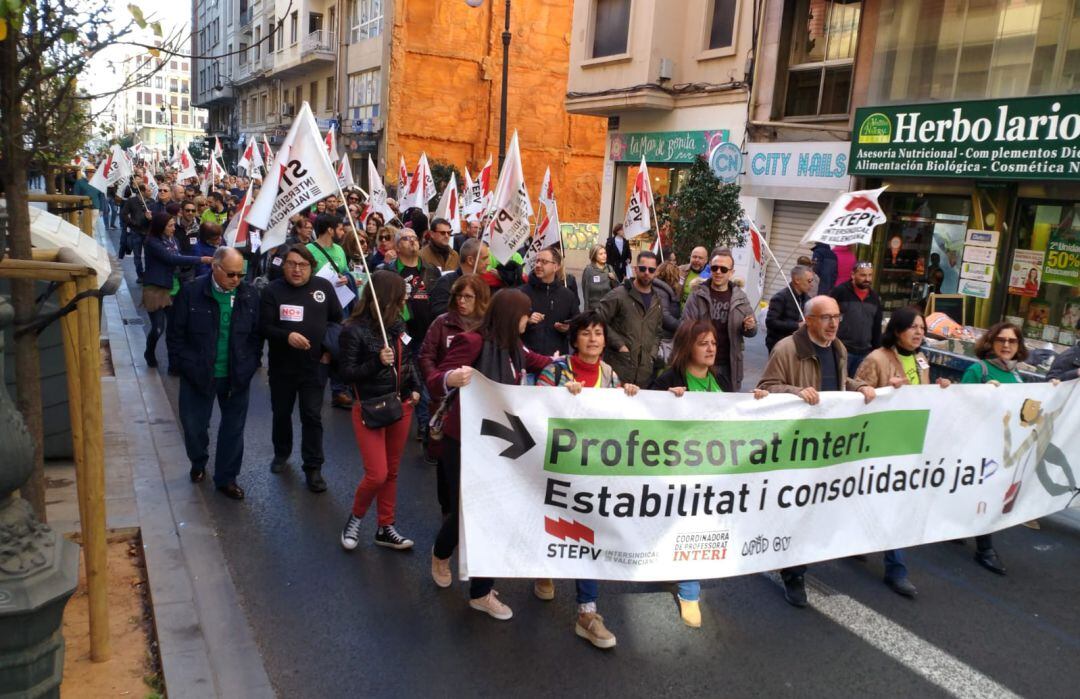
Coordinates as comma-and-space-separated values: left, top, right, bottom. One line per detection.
182, 61, 188, 71
182, 114, 189, 126
155, 76, 163, 89
170, 60, 177, 70
782, 0, 860, 118
326, 76, 335, 111
349, 0, 383, 42
239, 42, 248, 65
182, 80, 189, 94
310, 12, 323, 34
170, 78, 178, 92
290, 11, 298, 44
254, 28, 261, 60
137, 92, 143, 104
591, 0, 631, 57
144, 109, 153, 123
171, 95, 178, 107
260, 94, 267, 121
182, 97, 189, 110
347, 68, 381, 119
870, 0, 1080, 103
707, 0, 737, 50
310, 81, 319, 110
136, 111, 143, 124
1006, 201, 1080, 343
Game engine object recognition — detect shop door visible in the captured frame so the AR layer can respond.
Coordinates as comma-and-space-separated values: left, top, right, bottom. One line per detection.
763, 201, 825, 299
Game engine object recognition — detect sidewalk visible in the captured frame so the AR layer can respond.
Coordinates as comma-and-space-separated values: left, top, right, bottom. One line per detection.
91, 224, 273, 698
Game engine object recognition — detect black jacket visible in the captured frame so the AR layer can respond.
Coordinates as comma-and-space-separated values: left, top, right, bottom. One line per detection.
429, 269, 462, 318
766, 284, 810, 352
167, 276, 262, 395
338, 318, 419, 401
830, 281, 883, 355
259, 276, 344, 375
605, 235, 632, 282
812, 243, 837, 293
521, 272, 580, 356
122, 195, 150, 233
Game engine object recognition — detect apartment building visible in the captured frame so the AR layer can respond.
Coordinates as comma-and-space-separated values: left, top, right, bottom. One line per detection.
115, 48, 209, 156
192, 0, 238, 162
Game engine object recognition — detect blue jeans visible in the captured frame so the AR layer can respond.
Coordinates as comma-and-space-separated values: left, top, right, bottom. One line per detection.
178, 377, 250, 487
576, 579, 599, 605
677, 581, 700, 602
884, 549, 908, 582
126, 231, 145, 277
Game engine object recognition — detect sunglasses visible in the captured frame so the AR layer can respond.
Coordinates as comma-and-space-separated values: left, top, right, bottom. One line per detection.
637, 265, 657, 273
183, 208, 196, 213
219, 271, 244, 279
378, 235, 393, 241
710, 265, 732, 273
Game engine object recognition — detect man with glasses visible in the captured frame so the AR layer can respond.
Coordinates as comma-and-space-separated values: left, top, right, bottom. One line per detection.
260, 245, 344, 493
678, 246, 710, 308
831, 261, 883, 376
596, 250, 664, 386
683, 248, 758, 391
453, 218, 482, 253
169, 248, 262, 501
756, 295, 875, 606
429, 238, 490, 317
765, 265, 814, 353
522, 246, 580, 356
420, 218, 460, 279
175, 202, 203, 278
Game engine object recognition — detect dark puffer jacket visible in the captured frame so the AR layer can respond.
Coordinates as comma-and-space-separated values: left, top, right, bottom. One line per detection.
338, 317, 419, 401
521, 272, 580, 356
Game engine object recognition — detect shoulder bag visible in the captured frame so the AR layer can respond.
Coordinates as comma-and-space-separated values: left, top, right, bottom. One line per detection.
359, 337, 404, 428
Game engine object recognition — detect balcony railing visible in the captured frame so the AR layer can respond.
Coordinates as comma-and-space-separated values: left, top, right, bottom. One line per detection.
239, 7, 253, 27
301, 30, 334, 57
235, 60, 253, 80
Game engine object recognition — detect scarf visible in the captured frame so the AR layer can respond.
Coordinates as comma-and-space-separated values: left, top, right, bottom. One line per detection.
988, 357, 1018, 373
475, 339, 524, 385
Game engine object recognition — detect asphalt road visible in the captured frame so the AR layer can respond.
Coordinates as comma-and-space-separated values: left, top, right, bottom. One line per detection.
115, 232, 1080, 698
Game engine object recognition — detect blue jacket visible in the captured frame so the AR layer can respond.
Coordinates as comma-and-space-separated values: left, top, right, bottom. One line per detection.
192, 241, 219, 277
812, 243, 838, 293
143, 235, 204, 289
167, 275, 262, 395
74, 178, 105, 210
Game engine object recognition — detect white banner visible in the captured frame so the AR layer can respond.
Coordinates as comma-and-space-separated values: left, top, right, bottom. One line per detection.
801, 187, 888, 246
459, 376, 1080, 581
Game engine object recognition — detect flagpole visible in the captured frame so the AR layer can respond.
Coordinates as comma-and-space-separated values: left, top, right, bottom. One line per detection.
751, 222, 805, 322
648, 189, 664, 264
335, 179, 390, 347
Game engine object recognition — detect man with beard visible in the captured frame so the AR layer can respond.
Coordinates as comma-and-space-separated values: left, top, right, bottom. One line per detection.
830, 261, 882, 376
678, 246, 709, 308
420, 218, 460, 283
682, 248, 757, 391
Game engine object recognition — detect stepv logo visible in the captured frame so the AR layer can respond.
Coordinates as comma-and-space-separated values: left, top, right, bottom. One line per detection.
544, 517, 601, 560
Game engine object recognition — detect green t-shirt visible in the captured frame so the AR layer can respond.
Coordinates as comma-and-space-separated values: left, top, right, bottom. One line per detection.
681, 269, 706, 305
307, 241, 348, 275
210, 284, 236, 378
961, 360, 1022, 385
170, 275, 181, 296
899, 352, 920, 385
200, 208, 227, 225
685, 370, 722, 393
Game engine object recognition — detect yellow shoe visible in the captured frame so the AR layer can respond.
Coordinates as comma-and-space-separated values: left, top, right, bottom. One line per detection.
534, 578, 555, 600
679, 598, 701, 628
575, 612, 617, 649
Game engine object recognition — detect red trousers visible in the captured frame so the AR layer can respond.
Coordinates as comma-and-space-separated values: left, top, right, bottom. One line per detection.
350, 401, 414, 526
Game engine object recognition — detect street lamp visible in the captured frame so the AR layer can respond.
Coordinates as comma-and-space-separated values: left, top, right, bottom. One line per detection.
158, 102, 175, 159
466, 0, 511, 170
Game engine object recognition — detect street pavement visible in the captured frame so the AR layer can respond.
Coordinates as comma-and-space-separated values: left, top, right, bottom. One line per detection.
112, 231, 1080, 698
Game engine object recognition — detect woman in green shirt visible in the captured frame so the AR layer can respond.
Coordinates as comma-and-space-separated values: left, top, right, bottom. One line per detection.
648, 319, 724, 628
959, 321, 1026, 575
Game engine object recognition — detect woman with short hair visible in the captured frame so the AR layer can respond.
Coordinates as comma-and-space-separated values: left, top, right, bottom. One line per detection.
581, 244, 618, 311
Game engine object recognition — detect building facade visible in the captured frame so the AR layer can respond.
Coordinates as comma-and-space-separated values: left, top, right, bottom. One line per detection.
115, 47, 208, 156
192, 0, 238, 162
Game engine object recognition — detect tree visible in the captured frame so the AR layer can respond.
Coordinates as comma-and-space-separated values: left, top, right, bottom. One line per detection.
668, 155, 744, 262
429, 159, 462, 198
26, 75, 93, 193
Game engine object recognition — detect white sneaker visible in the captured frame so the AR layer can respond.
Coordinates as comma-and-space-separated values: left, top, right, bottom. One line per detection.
340, 515, 363, 551
469, 590, 513, 620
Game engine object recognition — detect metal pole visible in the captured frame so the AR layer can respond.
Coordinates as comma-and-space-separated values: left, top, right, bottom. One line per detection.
497, 0, 510, 170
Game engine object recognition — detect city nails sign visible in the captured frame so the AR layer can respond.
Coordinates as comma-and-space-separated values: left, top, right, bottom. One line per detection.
849, 94, 1080, 181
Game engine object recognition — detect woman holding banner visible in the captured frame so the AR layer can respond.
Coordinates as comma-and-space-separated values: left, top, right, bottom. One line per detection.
534, 310, 640, 649
855, 307, 952, 598
338, 271, 421, 553
648, 319, 724, 628
428, 289, 554, 621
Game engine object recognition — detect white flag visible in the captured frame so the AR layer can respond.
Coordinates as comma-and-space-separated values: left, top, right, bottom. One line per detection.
337, 157, 355, 189
801, 187, 889, 246
225, 181, 256, 250
403, 152, 437, 212
238, 135, 264, 175
398, 155, 410, 198
324, 126, 340, 163
88, 144, 132, 194
476, 155, 494, 214
213, 136, 223, 159
245, 102, 340, 251
433, 173, 461, 234
261, 135, 275, 170
484, 132, 532, 264
365, 154, 396, 222
524, 167, 561, 268
146, 174, 159, 200
176, 147, 198, 182
622, 157, 652, 239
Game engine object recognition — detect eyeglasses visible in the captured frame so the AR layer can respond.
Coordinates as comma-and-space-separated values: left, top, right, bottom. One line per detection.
710, 265, 731, 274
399, 235, 418, 242
535, 258, 557, 266
433, 229, 452, 236
993, 337, 1019, 345
456, 294, 477, 301
810, 314, 843, 323
284, 261, 311, 269
637, 265, 657, 273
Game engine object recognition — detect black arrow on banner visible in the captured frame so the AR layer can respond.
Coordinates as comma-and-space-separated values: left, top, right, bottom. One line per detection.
480, 412, 535, 459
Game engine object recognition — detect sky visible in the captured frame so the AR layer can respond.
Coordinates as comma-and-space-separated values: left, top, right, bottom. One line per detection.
85, 0, 194, 96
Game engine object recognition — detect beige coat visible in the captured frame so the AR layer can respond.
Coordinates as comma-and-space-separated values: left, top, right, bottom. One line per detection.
854, 347, 930, 388
757, 326, 867, 394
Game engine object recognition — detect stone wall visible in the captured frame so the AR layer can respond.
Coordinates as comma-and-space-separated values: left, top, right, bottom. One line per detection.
386, 0, 606, 222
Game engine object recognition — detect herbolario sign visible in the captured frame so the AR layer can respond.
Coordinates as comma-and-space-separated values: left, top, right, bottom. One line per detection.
850, 94, 1080, 180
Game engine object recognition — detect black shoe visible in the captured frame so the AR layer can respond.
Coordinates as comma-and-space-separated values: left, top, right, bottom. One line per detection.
144, 348, 158, 368
270, 457, 290, 474
975, 549, 1006, 575
304, 467, 327, 493
216, 482, 245, 500
885, 577, 918, 598
416, 425, 428, 443
189, 468, 205, 483
375, 524, 414, 550
783, 576, 808, 607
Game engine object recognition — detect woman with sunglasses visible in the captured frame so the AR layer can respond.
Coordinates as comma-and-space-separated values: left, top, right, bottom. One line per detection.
854, 306, 952, 598
367, 225, 399, 269
957, 321, 1027, 575
428, 289, 554, 620
648, 319, 723, 627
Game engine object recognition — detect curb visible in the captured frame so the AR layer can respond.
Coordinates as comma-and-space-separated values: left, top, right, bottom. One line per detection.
98, 228, 274, 698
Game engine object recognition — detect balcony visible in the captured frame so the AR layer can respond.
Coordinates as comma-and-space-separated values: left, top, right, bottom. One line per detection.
301, 30, 334, 59
239, 7, 253, 28
269, 30, 335, 78
234, 60, 254, 83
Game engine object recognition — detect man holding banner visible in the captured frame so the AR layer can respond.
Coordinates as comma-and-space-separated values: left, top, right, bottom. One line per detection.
756, 295, 875, 607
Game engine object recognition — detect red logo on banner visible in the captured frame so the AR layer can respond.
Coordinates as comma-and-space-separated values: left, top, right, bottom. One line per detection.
544, 517, 594, 544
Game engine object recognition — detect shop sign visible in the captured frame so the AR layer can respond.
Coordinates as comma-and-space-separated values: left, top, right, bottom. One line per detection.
608, 130, 729, 163
1042, 225, 1080, 288
965, 229, 999, 248
744, 142, 850, 190
850, 94, 1080, 180
957, 228, 999, 298
708, 142, 742, 183
1008, 250, 1045, 297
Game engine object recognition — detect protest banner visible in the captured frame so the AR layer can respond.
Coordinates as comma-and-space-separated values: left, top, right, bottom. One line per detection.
224, 181, 256, 250
459, 375, 1080, 581
261, 135, 275, 169
176, 146, 198, 182
336, 157, 355, 190
398, 155, 410, 196
801, 187, 889, 246
245, 102, 340, 251
238, 135, 264, 175
433, 172, 461, 234
403, 152, 436, 211
325, 125, 340, 163
363, 154, 395, 223
523, 167, 561, 268
622, 157, 652, 239
88, 144, 132, 194
484, 132, 533, 264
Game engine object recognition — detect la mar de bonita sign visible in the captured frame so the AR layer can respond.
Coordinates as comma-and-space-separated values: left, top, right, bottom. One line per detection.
849, 94, 1080, 181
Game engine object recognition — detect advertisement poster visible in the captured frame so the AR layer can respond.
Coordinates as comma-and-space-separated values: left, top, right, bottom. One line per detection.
1042, 217, 1080, 288
460, 377, 1080, 581
958, 277, 992, 299
1009, 250, 1046, 297
929, 218, 968, 293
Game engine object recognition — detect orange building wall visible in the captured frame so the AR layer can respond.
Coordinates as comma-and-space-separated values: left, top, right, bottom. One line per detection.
386, 0, 606, 222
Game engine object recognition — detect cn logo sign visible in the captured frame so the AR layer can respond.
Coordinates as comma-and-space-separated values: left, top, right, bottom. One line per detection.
280, 159, 308, 187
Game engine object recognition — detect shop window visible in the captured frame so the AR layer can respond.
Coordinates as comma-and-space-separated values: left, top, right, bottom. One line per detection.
348, 68, 381, 120
1005, 202, 1080, 345
591, 0, 631, 58
870, 0, 1080, 103
707, 0, 737, 50
782, 0, 860, 118
611, 163, 692, 238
